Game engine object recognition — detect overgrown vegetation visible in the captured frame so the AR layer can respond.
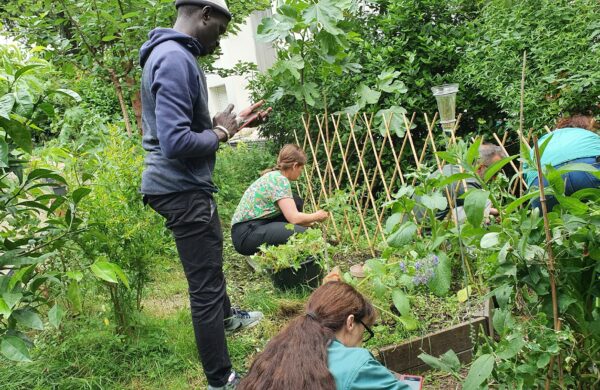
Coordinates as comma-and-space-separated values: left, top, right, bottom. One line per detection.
1, 0, 599, 388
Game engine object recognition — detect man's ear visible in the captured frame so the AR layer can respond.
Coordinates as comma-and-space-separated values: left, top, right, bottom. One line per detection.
201, 6, 212, 20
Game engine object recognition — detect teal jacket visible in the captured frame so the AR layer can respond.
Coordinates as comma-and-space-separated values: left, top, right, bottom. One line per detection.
328, 340, 411, 390
524, 127, 600, 186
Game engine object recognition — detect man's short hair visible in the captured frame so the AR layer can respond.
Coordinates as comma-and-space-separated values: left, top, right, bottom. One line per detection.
479, 144, 506, 167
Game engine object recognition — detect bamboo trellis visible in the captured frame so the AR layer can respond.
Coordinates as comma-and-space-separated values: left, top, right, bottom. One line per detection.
295, 112, 536, 254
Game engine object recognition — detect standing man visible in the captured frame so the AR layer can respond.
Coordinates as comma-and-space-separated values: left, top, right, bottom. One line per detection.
139, 1, 269, 389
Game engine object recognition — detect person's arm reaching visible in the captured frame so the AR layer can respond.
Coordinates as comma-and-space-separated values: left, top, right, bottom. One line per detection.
277, 198, 328, 227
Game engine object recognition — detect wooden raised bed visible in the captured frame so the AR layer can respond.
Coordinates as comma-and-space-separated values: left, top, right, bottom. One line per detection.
376, 300, 493, 374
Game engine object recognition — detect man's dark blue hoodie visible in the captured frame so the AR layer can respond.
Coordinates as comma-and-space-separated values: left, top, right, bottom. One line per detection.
139, 28, 220, 195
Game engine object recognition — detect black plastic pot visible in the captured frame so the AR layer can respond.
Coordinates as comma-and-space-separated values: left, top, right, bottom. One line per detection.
269, 256, 323, 291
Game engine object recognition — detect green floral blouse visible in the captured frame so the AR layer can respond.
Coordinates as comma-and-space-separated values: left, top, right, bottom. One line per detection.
231, 171, 293, 225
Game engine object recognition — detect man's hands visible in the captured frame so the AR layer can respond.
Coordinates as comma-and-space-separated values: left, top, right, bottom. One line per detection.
237, 100, 272, 130
213, 104, 239, 141
212, 101, 272, 142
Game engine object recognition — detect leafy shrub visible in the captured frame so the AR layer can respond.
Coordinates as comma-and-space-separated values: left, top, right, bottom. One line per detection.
457, 0, 600, 130
0, 46, 94, 362
74, 127, 171, 332
251, 228, 329, 272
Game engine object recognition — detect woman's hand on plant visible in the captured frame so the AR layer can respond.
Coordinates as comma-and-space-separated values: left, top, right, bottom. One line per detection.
313, 210, 329, 222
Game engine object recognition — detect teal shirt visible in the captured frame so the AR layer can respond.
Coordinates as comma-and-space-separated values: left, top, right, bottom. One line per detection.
328, 340, 411, 390
524, 128, 600, 186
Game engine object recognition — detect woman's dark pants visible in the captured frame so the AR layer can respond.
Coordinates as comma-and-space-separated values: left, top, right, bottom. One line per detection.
231, 196, 307, 256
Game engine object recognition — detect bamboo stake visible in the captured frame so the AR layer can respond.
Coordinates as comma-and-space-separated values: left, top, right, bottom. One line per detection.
294, 126, 318, 212
302, 115, 342, 241
534, 136, 562, 388
364, 113, 391, 200
349, 117, 386, 241
316, 114, 357, 243
333, 121, 375, 255
378, 112, 420, 226
492, 132, 527, 188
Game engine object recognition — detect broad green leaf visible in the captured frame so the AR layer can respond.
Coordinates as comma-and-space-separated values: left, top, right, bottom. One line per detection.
2, 118, 32, 153
387, 221, 417, 247
72, 187, 91, 205
27, 168, 67, 184
364, 259, 386, 277
463, 354, 494, 390
377, 106, 407, 137
0, 297, 11, 318
14, 64, 44, 82
464, 189, 489, 227
428, 253, 451, 296
0, 93, 15, 119
418, 349, 461, 373
356, 84, 381, 108
398, 315, 419, 331
392, 289, 410, 316
302, 0, 344, 35
466, 137, 483, 166
101, 35, 118, 42
497, 335, 526, 360
109, 262, 130, 289
385, 213, 402, 234
14, 309, 44, 330
47, 89, 82, 103
0, 138, 8, 167
2, 292, 22, 309
505, 191, 540, 214
420, 192, 447, 211
66, 271, 83, 282
555, 195, 588, 215
483, 155, 518, 182
1, 336, 31, 362
480, 232, 500, 249
91, 261, 119, 284
545, 166, 565, 195
48, 303, 65, 329
437, 173, 472, 188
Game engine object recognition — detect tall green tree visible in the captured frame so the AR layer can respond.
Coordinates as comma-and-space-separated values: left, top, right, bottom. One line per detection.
0, 0, 269, 136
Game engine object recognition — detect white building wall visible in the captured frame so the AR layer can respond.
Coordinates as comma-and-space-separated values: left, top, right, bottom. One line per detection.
206, 9, 276, 127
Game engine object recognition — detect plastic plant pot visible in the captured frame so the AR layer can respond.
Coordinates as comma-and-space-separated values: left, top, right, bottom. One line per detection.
269, 256, 323, 291
431, 84, 459, 133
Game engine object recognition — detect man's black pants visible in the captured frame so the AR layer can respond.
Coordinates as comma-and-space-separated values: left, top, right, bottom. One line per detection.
145, 191, 232, 387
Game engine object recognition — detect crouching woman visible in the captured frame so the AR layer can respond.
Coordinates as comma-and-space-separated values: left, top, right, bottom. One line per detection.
238, 281, 411, 390
231, 144, 328, 256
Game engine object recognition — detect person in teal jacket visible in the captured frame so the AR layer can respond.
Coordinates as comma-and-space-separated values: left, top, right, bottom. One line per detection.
525, 114, 600, 211
237, 281, 411, 390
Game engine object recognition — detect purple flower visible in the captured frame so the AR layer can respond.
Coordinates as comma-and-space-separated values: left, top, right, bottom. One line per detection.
399, 261, 406, 272
415, 261, 421, 270
432, 255, 439, 266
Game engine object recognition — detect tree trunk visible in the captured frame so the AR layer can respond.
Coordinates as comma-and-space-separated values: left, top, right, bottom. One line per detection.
127, 76, 143, 135
109, 69, 133, 137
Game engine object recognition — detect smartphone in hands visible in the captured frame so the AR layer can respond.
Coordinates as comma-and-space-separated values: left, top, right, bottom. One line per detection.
398, 374, 424, 390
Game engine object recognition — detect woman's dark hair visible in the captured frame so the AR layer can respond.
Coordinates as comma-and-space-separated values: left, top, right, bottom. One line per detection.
237, 281, 377, 390
261, 144, 307, 176
555, 114, 598, 130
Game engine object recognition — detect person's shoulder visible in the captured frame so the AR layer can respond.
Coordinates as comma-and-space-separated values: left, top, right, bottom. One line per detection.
150, 41, 195, 65
328, 340, 372, 365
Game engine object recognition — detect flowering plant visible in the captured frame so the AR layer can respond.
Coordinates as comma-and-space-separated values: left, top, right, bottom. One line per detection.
400, 254, 440, 286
